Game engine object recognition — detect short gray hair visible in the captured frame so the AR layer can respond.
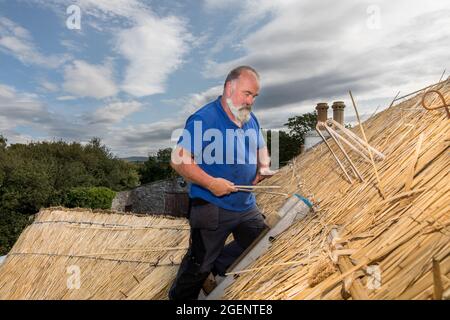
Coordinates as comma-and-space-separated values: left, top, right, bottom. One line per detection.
224, 66, 259, 87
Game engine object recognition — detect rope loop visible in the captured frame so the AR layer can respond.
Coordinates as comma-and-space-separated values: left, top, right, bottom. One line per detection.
421, 89, 450, 118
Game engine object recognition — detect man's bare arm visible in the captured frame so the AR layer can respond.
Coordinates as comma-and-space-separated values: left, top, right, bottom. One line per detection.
171, 146, 237, 197
252, 146, 277, 185
257, 146, 271, 170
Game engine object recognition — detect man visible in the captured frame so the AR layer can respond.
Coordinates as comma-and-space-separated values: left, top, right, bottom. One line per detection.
169, 66, 275, 300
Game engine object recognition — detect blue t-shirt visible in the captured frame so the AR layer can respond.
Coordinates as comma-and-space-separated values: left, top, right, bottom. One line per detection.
177, 96, 266, 212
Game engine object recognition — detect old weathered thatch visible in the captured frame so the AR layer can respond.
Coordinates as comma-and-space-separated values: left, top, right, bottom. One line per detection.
0, 207, 190, 299
0, 80, 448, 300
222, 80, 450, 299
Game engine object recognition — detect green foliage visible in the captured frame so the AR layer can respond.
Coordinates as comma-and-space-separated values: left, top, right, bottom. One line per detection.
0, 135, 139, 255
64, 187, 116, 210
263, 111, 318, 167
284, 111, 318, 145
0, 211, 31, 255
0, 135, 6, 150
139, 148, 176, 184
265, 130, 303, 167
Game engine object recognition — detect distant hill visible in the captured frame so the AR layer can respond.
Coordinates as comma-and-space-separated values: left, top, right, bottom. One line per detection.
120, 156, 148, 163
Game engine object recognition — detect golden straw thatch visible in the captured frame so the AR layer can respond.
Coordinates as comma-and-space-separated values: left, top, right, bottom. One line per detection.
0, 80, 448, 300
0, 207, 190, 299
222, 80, 450, 299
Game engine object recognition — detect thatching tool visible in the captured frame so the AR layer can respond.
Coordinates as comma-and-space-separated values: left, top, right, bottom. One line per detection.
315, 93, 385, 186
237, 188, 289, 197
234, 185, 281, 189
205, 193, 313, 300
235, 185, 288, 196
235, 185, 288, 197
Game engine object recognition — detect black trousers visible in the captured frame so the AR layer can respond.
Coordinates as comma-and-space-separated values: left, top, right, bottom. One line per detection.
168, 200, 267, 300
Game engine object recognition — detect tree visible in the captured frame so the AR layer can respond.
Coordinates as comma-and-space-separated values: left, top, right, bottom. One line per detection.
0, 136, 140, 255
0, 135, 6, 150
263, 111, 318, 167
64, 187, 116, 210
0, 211, 30, 255
139, 148, 176, 184
284, 111, 317, 146
265, 130, 302, 167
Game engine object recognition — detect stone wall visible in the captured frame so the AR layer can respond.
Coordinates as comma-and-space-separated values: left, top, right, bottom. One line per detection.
111, 177, 189, 216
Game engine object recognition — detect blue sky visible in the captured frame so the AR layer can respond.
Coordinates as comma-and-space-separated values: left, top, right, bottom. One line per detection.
1, 0, 449, 156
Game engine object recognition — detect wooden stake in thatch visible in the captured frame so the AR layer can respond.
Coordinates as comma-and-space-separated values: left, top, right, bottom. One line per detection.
349, 90, 385, 199
221, 80, 449, 300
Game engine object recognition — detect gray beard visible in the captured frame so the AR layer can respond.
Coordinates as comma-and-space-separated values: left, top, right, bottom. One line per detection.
226, 98, 252, 124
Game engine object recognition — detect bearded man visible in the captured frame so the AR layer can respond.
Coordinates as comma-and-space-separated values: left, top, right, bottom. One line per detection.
168, 66, 275, 300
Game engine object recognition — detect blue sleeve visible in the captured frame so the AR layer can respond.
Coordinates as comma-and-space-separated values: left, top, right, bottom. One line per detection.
177, 114, 204, 159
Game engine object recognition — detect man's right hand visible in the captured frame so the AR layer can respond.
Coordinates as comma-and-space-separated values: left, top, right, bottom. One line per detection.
207, 178, 237, 197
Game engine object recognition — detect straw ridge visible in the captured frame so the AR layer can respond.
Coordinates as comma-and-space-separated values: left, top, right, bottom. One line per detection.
0, 208, 190, 299
0, 80, 449, 300
222, 80, 450, 300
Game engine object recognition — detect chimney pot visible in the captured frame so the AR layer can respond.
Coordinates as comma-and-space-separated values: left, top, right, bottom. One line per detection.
332, 101, 345, 125
315, 102, 329, 123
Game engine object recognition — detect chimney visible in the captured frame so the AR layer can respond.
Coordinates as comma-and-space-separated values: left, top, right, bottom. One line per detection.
315, 102, 329, 123
332, 101, 345, 125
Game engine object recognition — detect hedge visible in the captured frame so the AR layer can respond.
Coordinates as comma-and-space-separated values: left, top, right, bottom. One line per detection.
64, 187, 116, 210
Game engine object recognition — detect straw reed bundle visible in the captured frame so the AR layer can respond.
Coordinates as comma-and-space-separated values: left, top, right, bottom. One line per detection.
0, 80, 448, 300
222, 80, 450, 300
0, 207, 190, 299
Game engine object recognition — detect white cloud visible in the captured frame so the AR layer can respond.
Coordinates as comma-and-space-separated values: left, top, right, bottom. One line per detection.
202, 0, 450, 128
0, 84, 61, 143
26, 1, 193, 98
89, 101, 142, 124
0, 83, 143, 150
183, 85, 223, 113
102, 119, 184, 156
39, 80, 59, 92
116, 15, 191, 97
204, 0, 276, 55
0, 17, 69, 68
164, 84, 223, 113
203, 0, 242, 10
0, 84, 44, 116
71, 0, 193, 97
0, 85, 16, 100
63, 60, 118, 99
76, 0, 150, 23
8, 0, 450, 157
60, 39, 84, 52
56, 95, 76, 101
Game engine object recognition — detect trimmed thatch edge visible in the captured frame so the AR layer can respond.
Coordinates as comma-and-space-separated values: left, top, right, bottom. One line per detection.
37, 206, 187, 221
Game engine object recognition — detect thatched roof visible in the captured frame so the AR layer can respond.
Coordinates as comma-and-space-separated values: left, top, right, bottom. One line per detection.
0, 208, 190, 299
222, 80, 450, 299
0, 80, 448, 300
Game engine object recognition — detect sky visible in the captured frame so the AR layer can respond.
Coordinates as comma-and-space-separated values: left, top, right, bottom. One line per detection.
0, 0, 449, 157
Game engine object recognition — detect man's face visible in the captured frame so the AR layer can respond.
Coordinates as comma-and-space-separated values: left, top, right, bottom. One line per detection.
225, 71, 260, 123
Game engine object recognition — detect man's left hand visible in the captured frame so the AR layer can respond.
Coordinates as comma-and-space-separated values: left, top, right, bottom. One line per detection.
252, 167, 278, 185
